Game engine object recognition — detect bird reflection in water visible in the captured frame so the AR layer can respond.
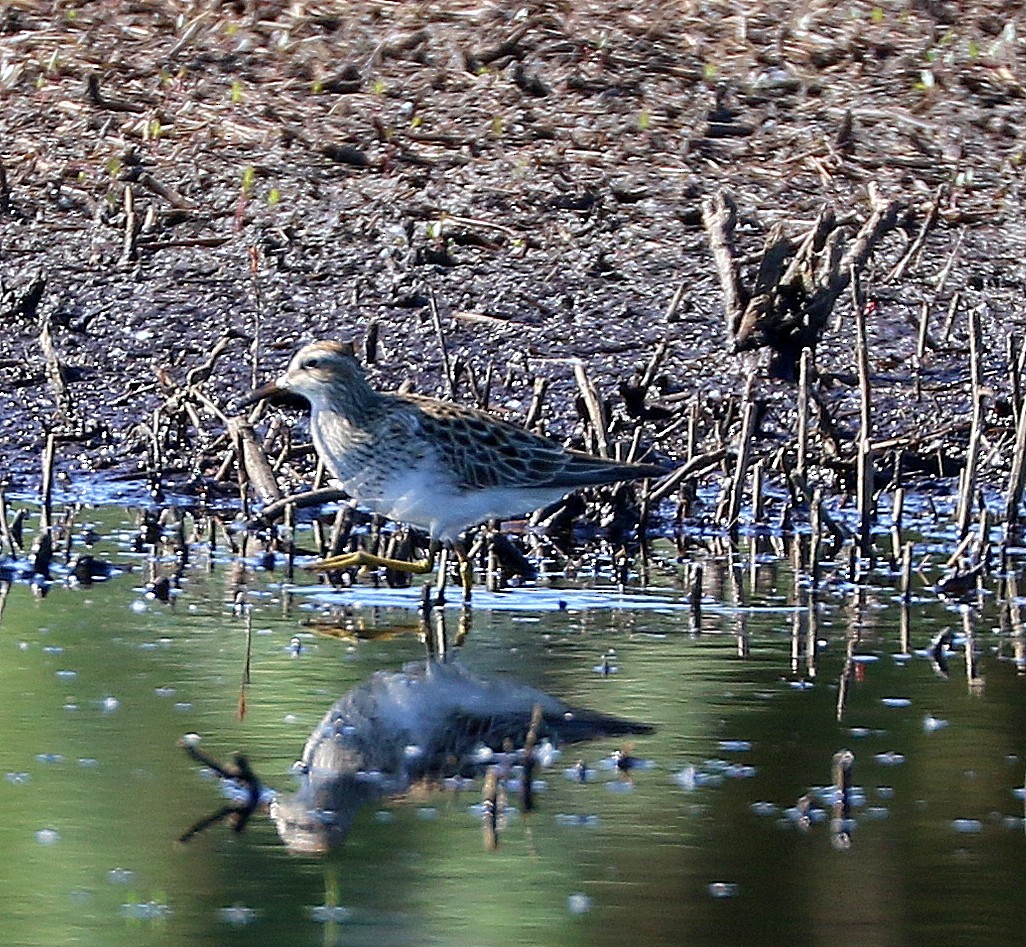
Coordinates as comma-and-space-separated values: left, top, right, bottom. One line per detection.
181, 609, 652, 854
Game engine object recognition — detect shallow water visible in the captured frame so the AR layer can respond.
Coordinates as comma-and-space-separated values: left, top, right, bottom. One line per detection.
1, 508, 1024, 947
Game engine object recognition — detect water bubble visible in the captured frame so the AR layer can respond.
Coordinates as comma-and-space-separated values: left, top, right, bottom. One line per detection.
5, 772, 30, 784
219, 904, 259, 926
567, 893, 592, 915
606, 779, 635, 793
119, 900, 172, 921
154, 687, 176, 698
881, 697, 912, 708
718, 740, 752, 753
874, 752, 905, 766
951, 819, 983, 834
107, 867, 135, 885
708, 882, 740, 899
55, 670, 77, 681
308, 905, 351, 923
35, 828, 60, 845
101, 696, 120, 714
923, 715, 948, 732
751, 802, 777, 816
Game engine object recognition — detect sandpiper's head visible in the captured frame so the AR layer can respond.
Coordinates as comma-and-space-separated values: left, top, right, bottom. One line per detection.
241, 340, 369, 410
277, 341, 364, 399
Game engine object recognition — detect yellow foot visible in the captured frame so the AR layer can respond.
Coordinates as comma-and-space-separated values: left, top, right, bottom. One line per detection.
303, 550, 435, 575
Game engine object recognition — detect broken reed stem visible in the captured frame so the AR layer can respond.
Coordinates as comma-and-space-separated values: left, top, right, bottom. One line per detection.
227, 416, 282, 507
523, 376, 549, 432
571, 360, 609, 458
0, 490, 13, 556
701, 191, 745, 345
725, 398, 757, 528
941, 291, 961, 343
797, 347, 811, 482
750, 458, 765, 524
900, 541, 914, 603
251, 488, 347, 526
1006, 333, 1019, 426
887, 183, 943, 283
916, 300, 930, 361
854, 281, 874, 555
1006, 341, 1026, 527
809, 488, 824, 587
40, 430, 56, 534
685, 400, 699, 463
689, 562, 703, 616
119, 183, 137, 265
955, 305, 983, 540
977, 498, 992, 567
284, 501, 295, 583
249, 245, 263, 390
428, 286, 456, 399
891, 487, 905, 558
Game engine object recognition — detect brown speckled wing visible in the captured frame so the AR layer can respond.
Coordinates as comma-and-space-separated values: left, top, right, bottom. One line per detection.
407, 397, 667, 491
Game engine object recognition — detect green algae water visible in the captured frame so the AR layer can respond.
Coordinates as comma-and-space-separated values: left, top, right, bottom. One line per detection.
1, 508, 1024, 947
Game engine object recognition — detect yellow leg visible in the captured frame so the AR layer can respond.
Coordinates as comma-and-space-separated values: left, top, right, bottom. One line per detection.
303, 548, 436, 575
455, 546, 473, 602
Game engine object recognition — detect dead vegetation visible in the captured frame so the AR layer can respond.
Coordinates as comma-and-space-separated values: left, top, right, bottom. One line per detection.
1, 0, 1026, 583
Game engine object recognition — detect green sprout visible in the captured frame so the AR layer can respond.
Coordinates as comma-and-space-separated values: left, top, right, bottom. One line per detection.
241, 165, 256, 197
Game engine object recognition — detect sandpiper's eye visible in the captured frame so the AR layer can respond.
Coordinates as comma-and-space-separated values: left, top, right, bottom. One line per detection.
301, 357, 321, 371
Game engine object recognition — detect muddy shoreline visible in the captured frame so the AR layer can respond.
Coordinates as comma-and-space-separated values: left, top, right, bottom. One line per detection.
2, 2, 1025, 527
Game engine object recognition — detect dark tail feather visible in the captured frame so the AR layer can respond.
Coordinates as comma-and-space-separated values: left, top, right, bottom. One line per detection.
545, 708, 654, 743
553, 455, 674, 489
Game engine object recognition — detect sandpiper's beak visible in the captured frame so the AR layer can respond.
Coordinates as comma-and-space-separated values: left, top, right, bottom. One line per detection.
235, 374, 308, 411
237, 379, 284, 408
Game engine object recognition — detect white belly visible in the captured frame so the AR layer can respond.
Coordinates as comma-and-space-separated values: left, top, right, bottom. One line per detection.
346, 468, 569, 543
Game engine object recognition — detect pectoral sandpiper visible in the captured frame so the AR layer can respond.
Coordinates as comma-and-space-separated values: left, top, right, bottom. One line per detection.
247, 340, 670, 597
